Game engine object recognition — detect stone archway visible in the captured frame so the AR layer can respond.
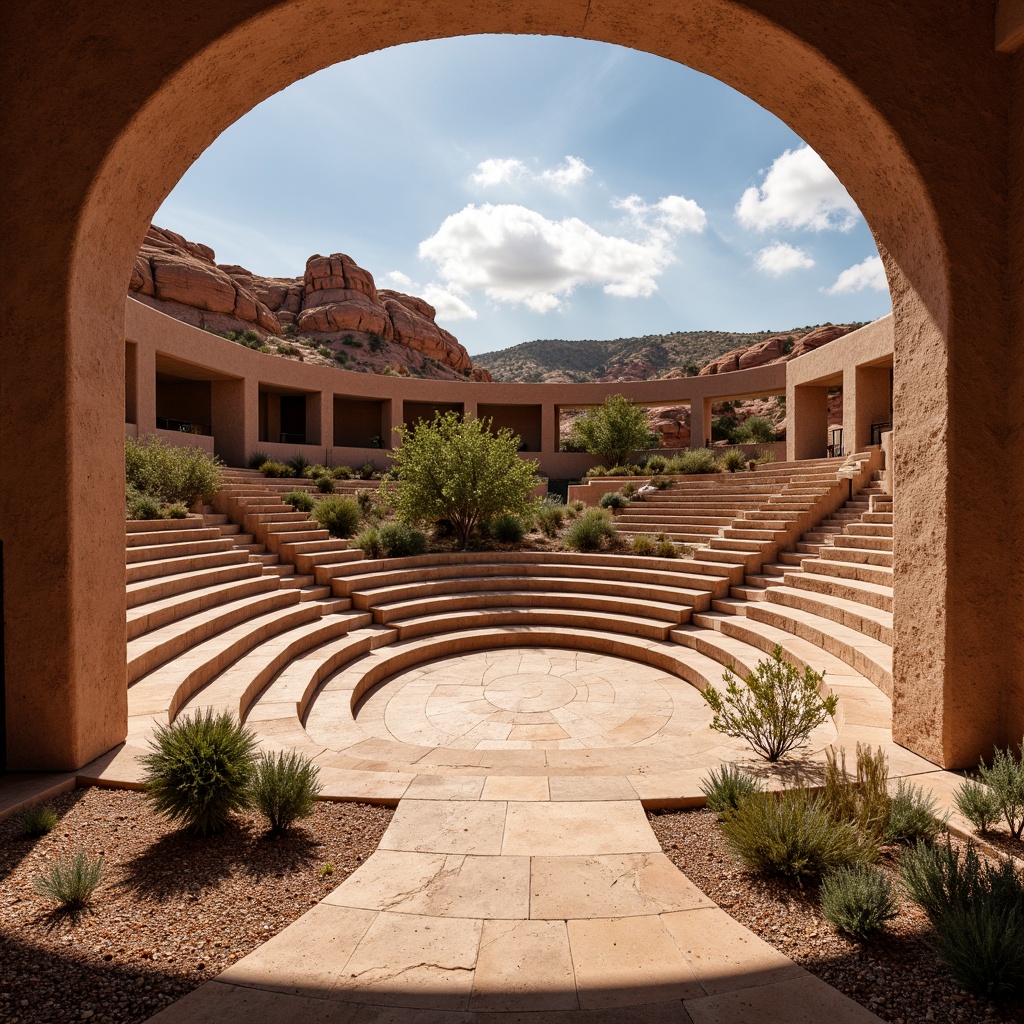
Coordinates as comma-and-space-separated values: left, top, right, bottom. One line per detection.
0, 0, 1015, 770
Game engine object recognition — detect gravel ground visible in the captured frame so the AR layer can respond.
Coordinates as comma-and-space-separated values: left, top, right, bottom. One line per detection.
649, 807, 1024, 1024
0, 787, 393, 1024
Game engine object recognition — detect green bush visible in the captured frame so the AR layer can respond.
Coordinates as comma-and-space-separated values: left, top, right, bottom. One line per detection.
569, 394, 659, 467
282, 489, 315, 513
599, 491, 628, 509
720, 449, 748, 473
755, 448, 777, 465
33, 852, 103, 911
736, 416, 777, 444
655, 535, 680, 558
721, 788, 871, 880
622, 482, 639, 497
286, 455, 310, 477
884, 778, 946, 845
301, 464, 330, 479
165, 504, 188, 519
312, 496, 361, 538
332, 465, 354, 480
126, 485, 161, 521
20, 804, 58, 837
652, 476, 672, 490
821, 744, 890, 848
702, 645, 838, 762
700, 763, 761, 815
250, 750, 321, 835
358, 462, 376, 480
315, 475, 335, 494
492, 513, 526, 543
977, 743, 1024, 838
248, 451, 271, 470
630, 534, 655, 556
354, 525, 383, 559
377, 521, 427, 557
820, 865, 899, 938
125, 435, 222, 508
645, 455, 668, 474
564, 508, 617, 552
667, 449, 719, 475
141, 709, 257, 836
260, 460, 295, 478
955, 779, 1002, 833
901, 839, 1024, 996
536, 502, 565, 538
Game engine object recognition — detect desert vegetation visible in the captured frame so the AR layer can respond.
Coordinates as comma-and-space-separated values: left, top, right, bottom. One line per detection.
125, 435, 222, 519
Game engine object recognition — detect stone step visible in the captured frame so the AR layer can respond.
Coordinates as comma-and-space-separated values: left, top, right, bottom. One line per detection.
763, 584, 893, 646
125, 517, 208, 534
783, 570, 893, 612
126, 548, 251, 584
834, 533, 893, 552
824, 545, 893, 567
125, 536, 236, 564
126, 560, 266, 608
798, 557, 893, 587
845, 522, 893, 537
125, 525, 223, 547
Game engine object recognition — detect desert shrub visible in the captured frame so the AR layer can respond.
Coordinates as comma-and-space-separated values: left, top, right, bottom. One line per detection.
286, 455, 310, 477
312, 495, 360, 538
885, 778, 946, 845
141, 709, 257, 836
33, 852, 103, 911
20, 804, 58, 837
569, 394, 659, 467
599, 491, 628, 509
652, 476, 672, 489
655, 535, 680, 558
668, 449, 719, 475
645, 454, 668, 474
755, 448, 777, 464
622, 482, 639, 498
260, 460, 295, 478
165, 504, 188, 519
315, 475, 335, 494
247, 451, 271, 470
354, 488, 379, 519
536, 503, 565, 538
630, 534, 655, 556
367, 331, 384, 352
354, 525, 383, 559
126, 486, 161, 521
377, 520, 428, 557
358, 462, 376, 480
125, 435, 222, 508
301, 464, 329, 479
977, 743, 1024, 838
702, 645, 837, 762
250, 750, 321, 835
955, 779, 1002, 833
821, 744, 890, 847
820, 865, 899, 938
570, 501, 584, 513
332, 465, 354, 480
564, 508, 617, 552
492, 513, 526, 543
901, 839, 1024, 996
282, 489, 315, 513
701, 763, 761, 815
736, 416, 777, 444
722, 788, 871, 879
720, 449, 748, 473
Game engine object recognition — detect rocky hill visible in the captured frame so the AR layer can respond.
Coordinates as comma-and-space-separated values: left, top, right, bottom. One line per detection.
475, 323, 864, 384
130, 226, 492, 381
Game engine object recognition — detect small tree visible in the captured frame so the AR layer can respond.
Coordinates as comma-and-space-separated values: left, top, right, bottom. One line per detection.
736, 416, 777, 444
702, 645, 838, 762
569, 394, 658, 468
390, 412, 539, 548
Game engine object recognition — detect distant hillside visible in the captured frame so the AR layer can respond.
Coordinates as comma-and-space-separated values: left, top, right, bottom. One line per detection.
474, 327, 855, 383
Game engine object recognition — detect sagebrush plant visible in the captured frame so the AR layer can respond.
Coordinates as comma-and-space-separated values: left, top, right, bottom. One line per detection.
977, 743, 1024, 838
667, 449, 719, 475
33, 852, 103, 911
702, 645, 838, 762
821, 744, 891, 847
247, 451, 271, 470
721, 788, 871, 880
700, 763, 761, 816
332, 464, 354, 480
820, 865, 899, 938
259, 460, 295, 478
655, 536, 679, 558
377, 521, 427, 557
354, 525, 384, 559
125, 435, 222, 509
282, 489, 315, 513
250, 750, 322, 835
599, 491, 628, 510
720, 449, 748, 473
884, 778, 946, 845
736, 415, 777, 444
312, 495, 361, 538
901, 839, 1024, 996
20, 804, 58, 837
645, 454, 668, 475
141, 709, 257, 836
536, 502, 564, 538
630, 534, 655, 556
564, 508, 617, 552
315, 475, 335, 494
126, 485, 161, 521
491, 513, 526, 543
165, 504, 188, 519
955, 779, 1002, 833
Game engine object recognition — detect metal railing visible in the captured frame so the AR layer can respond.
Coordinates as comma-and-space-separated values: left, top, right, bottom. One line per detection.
870, 421, 892, 446
156, 416, 211, 436
278, 432, 307, 444
827, 427, 844, 458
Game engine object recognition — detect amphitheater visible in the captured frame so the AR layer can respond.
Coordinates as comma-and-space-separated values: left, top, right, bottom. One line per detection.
4, 1, 1024, 1021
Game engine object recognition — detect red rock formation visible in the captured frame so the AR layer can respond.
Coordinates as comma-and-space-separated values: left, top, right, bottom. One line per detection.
699, 323, 857, 376
129, 226, 477, 378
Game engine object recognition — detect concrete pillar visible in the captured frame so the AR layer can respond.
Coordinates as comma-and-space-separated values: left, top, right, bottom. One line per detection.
542, 402, 558, 457
124, 341, 138, 424
843, 364, 892, 452
304, 390, 323, 445
788, 384, 829, 460
386, 399, 405, 449
462, 398, 478, 422
211, 377, 253, 468
688, 397, 712, 448
136, 339, 157, 437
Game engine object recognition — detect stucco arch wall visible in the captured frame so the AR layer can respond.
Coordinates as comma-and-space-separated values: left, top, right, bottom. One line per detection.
0, 0, 1017, 769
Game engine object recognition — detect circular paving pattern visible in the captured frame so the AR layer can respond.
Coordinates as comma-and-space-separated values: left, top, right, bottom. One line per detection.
352, 647, 711, 750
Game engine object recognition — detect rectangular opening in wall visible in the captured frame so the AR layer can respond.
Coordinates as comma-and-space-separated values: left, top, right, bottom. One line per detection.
477, 404, 542, 452
403, 401, 463, 426
258, 385, 309, 444
334, 396, 386, 449
155, 372, 213, 435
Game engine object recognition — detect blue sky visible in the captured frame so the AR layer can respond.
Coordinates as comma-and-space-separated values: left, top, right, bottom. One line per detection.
156, 35, 891, 354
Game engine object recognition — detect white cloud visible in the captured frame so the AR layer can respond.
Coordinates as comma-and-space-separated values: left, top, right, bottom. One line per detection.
755, 241, 815, 277
825, 255, 887, 295
420, 284, 478, 321
613, 194, 707, 236
736, 146, 859, 232
382, 270, 414, 290
419, 202, 689, 312
471, 155, 593, 191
